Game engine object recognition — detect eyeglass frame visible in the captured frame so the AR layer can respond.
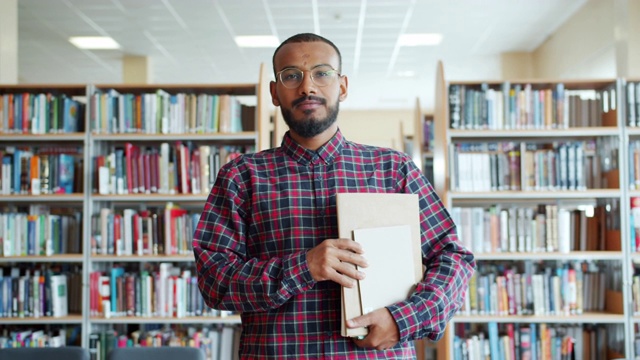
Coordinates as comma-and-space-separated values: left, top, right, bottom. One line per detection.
275, 65, 342, 89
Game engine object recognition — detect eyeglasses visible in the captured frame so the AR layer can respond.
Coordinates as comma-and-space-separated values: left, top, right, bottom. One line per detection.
276, 65, 341, 89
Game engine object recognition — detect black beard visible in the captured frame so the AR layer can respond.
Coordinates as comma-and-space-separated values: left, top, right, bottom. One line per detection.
281, 96, 339, 138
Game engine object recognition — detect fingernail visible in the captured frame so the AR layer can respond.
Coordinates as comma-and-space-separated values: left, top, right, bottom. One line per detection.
358, 271, 366, 279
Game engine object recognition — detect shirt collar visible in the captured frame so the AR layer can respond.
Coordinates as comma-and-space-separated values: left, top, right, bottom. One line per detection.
281, 129, 345, 165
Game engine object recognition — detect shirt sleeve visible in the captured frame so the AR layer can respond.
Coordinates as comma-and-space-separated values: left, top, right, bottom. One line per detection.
386, 157, 476, 342
193, 161, 317, 313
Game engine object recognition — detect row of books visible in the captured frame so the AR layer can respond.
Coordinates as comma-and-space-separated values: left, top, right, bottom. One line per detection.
422, 117, 434, 152
628, 140, 640, 190
0, 93, 84, 134
448, 83, 612, 130
627, 81, 640, 127
450, 204, 613, 254
630, 197, 640, 253
91, 206, 197, 256
0, 269, 82, 318
90, 90, 254, 134
631, 272, 640, 315
460, 262, 616, 316
89, 263, 226, 319
454, 323, 619, 360
449, 140, 614, 192
0, 211, 82, 257
1, 147, 82, 195
93, 143, 250, 196
635, 324, 640, 360
89, 325, 240, 360
0, 327, 78, 348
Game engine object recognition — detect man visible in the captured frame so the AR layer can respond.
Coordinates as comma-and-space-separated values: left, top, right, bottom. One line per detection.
193, 33, 475, 359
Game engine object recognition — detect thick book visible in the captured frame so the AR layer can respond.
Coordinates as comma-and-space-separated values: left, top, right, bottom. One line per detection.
336, 192, 422, 337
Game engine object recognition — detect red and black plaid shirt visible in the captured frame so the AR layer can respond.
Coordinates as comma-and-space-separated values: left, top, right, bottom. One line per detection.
193, 129, 475, 359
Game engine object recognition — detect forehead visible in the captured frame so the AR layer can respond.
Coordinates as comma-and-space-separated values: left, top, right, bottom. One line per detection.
274, 41, 339, 71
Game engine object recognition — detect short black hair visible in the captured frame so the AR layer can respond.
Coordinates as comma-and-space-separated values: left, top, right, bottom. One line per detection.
272, 33, 342, 76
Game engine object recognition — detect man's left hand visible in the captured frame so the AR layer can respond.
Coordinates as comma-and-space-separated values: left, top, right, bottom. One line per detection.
347, 308, 400, 351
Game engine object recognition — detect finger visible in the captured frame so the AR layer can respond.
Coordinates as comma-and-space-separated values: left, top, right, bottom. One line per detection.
331, 271, 360, 288
346, 313, 371, 329
352, 332, 397, 351
332, 238, 365, 253
337, 251, 368, 268
335, 261, 367, 279
351, 336, 367, 348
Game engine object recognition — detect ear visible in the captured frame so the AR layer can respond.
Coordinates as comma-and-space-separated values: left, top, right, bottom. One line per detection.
270, 81, 281, 107
338, 75, 348, 102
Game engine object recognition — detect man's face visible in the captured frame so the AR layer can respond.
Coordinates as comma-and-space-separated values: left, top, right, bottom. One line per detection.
270, 41, 348, 139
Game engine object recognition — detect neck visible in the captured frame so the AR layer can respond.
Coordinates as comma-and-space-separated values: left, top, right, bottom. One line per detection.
290, 124, 338, 151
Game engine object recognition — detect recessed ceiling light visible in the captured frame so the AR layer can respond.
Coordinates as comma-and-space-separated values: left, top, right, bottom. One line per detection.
69, 36, 120, 49
235, 35, 279, 48
398, 33, 443, 47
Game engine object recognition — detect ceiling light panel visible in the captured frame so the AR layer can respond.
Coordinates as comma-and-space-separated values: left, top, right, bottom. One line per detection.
69, 36, 121, 49
234, 35, 279, 48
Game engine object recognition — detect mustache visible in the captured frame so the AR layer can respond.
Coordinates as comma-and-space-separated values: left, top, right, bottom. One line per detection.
292, 95, 326, 107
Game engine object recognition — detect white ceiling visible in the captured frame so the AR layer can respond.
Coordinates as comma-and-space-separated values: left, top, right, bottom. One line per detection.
16, 0, 588, 110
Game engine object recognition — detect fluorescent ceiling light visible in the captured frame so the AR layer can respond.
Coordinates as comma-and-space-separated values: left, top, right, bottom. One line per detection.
69, 36, 120, 49
398, 33, 443, 47
235, 35, 279, 48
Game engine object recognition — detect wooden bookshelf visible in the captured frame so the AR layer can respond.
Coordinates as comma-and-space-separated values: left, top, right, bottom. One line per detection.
0, 64, 272, 351
432, 63, 632, 359
625, 77, 640, 355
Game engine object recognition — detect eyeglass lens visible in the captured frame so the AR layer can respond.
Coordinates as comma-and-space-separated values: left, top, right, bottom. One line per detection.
279, 66, 338, 88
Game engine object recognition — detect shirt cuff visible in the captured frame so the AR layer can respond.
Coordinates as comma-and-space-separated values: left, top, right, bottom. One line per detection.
281, 251, 316, 295
387, 300, 431, 342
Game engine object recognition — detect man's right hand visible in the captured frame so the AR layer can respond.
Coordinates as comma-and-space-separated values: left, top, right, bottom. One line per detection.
306, 238, 368, 288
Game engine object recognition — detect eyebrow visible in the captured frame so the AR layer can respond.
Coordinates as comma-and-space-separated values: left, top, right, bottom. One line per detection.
278, 63, 335, 71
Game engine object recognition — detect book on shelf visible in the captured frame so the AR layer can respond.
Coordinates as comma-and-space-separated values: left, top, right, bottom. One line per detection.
627, 81, 640, 127
448, 82, 612, 130
454, 322, 619, 360
49, 274, 68, 317
94, 143, 252, 196
89, 263, 223, 319
92, 206, 197, 256
336, 192, 422, 337
450, 202, 615, 255
1, 209, 82, 257
90, 89, 254, 134
459, 261, 621, 317
0, 93, 85, 134
448, 139, 616, 193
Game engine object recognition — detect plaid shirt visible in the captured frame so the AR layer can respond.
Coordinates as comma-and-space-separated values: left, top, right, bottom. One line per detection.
193, 129, 475, 359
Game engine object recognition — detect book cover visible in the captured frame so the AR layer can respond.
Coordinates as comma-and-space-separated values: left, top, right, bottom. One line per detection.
336, 192, 422, 337
63, 97, 80, 133
352, 225, 415, 316
50, 274, 68, 317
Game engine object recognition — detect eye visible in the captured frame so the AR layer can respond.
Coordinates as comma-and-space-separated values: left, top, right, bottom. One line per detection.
313, 70, 332, 78
282, 70, 302, 82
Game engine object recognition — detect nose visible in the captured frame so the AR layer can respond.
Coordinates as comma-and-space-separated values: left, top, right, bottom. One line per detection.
297, 71, 317, 95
